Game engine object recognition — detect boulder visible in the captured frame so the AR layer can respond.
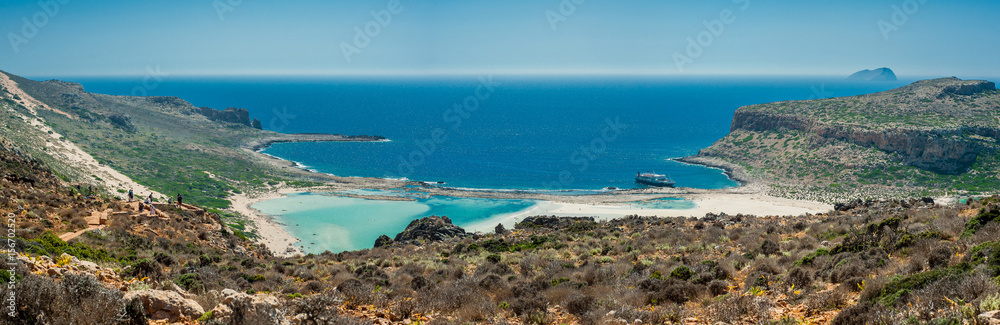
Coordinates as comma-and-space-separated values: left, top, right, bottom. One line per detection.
211, 289, 289, 325
515, 216, 596, 230
373, 234, 393, 248
124, 289, 205, 322
390, 216, 468, 246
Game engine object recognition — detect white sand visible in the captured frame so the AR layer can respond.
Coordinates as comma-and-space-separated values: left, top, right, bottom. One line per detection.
466, 193, 832, 233
229, 188, 305, 257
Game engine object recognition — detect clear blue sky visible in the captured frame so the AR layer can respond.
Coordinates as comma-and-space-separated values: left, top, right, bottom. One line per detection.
1, 0, 997, 77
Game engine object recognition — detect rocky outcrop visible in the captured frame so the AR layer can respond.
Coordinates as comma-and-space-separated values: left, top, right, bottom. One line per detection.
847, 68, 897, 81
107, 114, 137, 132
198, 106, 254, 127
724, 78, 1000, 174
729, 110, 985, 173
515, 216, 596, 230
210, 289, 289, 325
375, 216, 468, 247
124, 289, 205, 322
373, 234, 393, 248
939, 80, 997, 98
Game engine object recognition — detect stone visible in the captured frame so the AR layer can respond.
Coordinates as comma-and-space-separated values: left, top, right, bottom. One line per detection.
979, 310, 1000, 325
389, 216, 468, 246
494, 223, 507, 235
374, 234, 393, 248
212, 289, 289, 325
124, 289, 205, 322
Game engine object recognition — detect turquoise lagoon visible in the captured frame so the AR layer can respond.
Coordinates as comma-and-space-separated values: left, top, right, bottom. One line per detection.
253, 192, 537, 253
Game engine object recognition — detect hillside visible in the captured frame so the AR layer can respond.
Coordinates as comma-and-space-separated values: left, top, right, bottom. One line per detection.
0, 71, 381, 209
685, 77, 1000, 203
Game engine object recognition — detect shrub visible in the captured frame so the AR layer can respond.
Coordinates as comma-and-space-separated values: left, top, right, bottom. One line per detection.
712, 293, 773, 324
173, 273, 205, 293
650, 282, 704, 305
795, 248, 829, 266
486, 254, 502, 264
125, 259, 163, 280
787, 267, 813, 289
928, 245, 953, 269
864, 266, 966, 306
830, 302, 894, 325
707, 280, 729, 296
669, 265, 693, 281
565, 294, 593, 316
962, 207, 1000, 238
153, 251, 174, 266
760, 239, 781, 256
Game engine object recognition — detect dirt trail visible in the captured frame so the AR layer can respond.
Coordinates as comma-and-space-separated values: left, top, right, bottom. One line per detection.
0, 72, 164, 199
0, 72, 73, 118
58, 209, 109, 241
59, 201, 198, 241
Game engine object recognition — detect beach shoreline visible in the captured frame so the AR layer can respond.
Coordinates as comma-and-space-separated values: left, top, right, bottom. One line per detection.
229, 187, 311, 258
237, 146, 832, 254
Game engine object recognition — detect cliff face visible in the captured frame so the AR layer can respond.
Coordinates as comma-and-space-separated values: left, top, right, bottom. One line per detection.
729, 111, 989, 174
197, 107, 264, 129
723, 78, 998, 174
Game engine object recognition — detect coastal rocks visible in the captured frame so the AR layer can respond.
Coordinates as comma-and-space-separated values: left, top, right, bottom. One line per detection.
374, 234, 393, 248
124, 289, 205, 322
198, 106, 255, 127
211, 289, 290, 325
376, 216, 468, 248
729, 108, 986, 174
516, 216, 596, 230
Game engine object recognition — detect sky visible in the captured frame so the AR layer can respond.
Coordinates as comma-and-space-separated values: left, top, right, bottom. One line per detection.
0, 0, 997, 77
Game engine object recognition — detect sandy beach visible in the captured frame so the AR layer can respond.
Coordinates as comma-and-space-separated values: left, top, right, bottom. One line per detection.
229, 187, 308, 257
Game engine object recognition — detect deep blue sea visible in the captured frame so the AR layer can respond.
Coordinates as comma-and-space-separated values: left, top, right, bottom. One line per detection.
54, 75, 917, 191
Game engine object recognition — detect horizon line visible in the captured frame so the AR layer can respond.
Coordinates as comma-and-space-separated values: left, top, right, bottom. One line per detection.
13, 70, 989, 81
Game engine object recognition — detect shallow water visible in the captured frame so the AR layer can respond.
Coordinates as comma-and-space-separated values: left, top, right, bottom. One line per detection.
253, 192, 537, 253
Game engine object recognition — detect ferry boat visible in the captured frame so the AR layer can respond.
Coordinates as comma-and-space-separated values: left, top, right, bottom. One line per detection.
635, 172, 675, 187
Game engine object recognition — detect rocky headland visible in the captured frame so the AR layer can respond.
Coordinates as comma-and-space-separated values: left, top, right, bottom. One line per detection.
687, 77, 1000, 202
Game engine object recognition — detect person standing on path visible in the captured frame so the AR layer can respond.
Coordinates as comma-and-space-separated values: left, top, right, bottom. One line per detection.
128, 189, 133, 202
177, 193, 183, 207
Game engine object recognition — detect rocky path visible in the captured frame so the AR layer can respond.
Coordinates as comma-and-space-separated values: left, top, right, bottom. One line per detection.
58, 201, 202, 242
58, 209, 109, 241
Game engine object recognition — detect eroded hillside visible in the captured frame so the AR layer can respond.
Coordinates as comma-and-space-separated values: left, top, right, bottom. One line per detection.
689, 78, 1000, 203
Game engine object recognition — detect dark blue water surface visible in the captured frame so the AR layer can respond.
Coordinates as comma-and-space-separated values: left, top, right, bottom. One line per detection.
54, 75, 917, 190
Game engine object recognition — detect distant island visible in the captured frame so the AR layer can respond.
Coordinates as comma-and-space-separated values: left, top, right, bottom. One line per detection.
847, 67, 898, 81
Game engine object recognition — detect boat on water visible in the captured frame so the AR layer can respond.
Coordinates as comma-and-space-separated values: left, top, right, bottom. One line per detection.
635, 172, 675, 187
